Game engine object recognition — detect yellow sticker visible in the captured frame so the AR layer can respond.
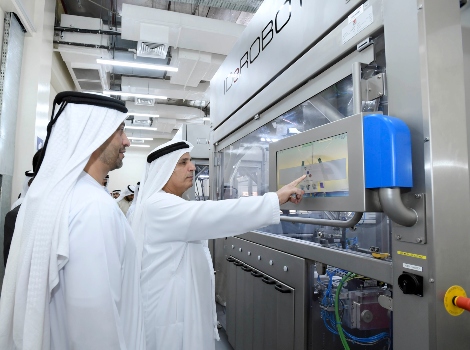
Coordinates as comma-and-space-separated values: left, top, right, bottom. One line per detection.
397, 251, 427, 260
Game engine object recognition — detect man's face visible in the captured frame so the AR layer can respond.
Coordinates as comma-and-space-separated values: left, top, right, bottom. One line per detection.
165, 152, 196, 195
125, 194, 134, 201
113, 192, 120, 199
97, 123, 130, 171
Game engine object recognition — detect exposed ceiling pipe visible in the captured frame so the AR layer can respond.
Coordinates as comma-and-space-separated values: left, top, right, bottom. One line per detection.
53, 40, 130, 51
54, 26, 120, 35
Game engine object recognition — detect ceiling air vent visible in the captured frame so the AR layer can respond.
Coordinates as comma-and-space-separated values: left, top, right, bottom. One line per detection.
135, 97, 155, 106
72, 68, 105, 92
137, 41, 168, 59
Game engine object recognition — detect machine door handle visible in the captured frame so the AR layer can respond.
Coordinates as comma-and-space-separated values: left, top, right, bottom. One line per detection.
241, 266, 252, 272
233, 262, 243, 266
251, 271, 263, 278
275, 284, 292, 293
262, 277, 276, 284
226, 257, 235, 262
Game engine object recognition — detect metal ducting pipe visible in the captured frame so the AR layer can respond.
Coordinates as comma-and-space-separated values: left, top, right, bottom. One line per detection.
378, 187, 418, 227
280, 212, 363, 228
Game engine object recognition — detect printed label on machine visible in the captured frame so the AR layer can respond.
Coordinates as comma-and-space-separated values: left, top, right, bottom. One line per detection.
342, 6, 374, 44
403, 263, 423, 272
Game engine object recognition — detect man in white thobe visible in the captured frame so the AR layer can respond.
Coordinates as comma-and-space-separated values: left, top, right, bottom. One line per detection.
132, 140, 305, 350
126, 181, 140, 224
0, 92, 145, 350
116, 185, 135, 215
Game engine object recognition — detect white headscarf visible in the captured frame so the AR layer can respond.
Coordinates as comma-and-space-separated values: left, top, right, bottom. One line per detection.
115, 185, 135, 203
132, 139, 193, 259
0, 99, 127, 349
10, 171, 34, 210
126, 182, 140, 224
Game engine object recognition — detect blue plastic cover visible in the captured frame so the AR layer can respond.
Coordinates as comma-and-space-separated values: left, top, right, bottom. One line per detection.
363, 114, 413, 188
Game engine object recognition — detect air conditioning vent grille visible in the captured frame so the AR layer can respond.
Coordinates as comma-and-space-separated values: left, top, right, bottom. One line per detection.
137, 41, 168, 59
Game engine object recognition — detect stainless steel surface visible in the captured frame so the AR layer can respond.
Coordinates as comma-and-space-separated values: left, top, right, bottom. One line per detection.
280, 212, 363, 228
389, 192, 427, 244
384, 0, 470, 348
226, 237, 307, 350
239, 232, 393, 285
275, 282, 294, 350
242, 266, 254, 350
235, 262, 245, 349
378, 188, 418, 227
269, 113, 382, 212
213, 44, 375, 150
352, 62, 363, 115
211, 0, 384, 142
362, 73, 385, 101
210, 0, 364, 129
226, 257, 237, 347
212, 0, 470, 348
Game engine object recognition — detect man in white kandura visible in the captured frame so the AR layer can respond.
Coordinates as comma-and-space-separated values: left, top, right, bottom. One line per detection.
132, 139, 306, 350
116, 184, 135, 215
0, 92, 145, 350
126, 181, 140, 224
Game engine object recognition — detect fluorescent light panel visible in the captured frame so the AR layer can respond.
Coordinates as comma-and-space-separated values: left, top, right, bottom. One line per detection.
202, 117, 210, 121
127, 113, 159, 118
130, 144, 151, 148
128, 137, 154, 141
97, 59, 178, 72
125, 126, 158, 131
103, 91, 167, 100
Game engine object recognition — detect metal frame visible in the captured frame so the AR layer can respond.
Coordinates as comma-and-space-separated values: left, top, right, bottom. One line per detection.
210, 0, 470, 348
226, 236, 308, 350
269, 113, 381, 212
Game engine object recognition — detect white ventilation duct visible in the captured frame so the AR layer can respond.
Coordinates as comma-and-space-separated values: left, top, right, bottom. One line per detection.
121, 76, 210, 101
121, 4, 246, 56
57, 15, 112, 92
167, 48, 225, 87
126, 102, 205, 120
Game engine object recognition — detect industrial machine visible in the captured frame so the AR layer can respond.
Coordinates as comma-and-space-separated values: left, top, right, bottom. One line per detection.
209, 0, 470, 349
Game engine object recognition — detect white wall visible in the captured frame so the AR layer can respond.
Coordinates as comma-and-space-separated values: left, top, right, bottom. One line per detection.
107, 150, 148, 193
11, 0, 56, 205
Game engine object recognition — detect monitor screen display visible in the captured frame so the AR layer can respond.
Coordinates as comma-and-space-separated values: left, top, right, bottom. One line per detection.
276, 133, 349, 197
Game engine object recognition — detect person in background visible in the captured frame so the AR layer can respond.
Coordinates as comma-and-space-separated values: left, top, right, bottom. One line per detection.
0, 92, 145, 350
3, 150, 41, 267
10, 150, 42, 210
132, 139, 305, 350
111, 189, 121, 199
126, 182, 140, 224
102, 174, 109, 188
116, 185, 135, 215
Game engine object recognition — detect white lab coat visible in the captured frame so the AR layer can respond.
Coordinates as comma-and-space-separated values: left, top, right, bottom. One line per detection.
49, 172, 145, 349
140, 191, 280, 350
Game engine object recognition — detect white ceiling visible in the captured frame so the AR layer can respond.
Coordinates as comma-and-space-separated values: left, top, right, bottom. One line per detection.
56, 0, 261, 151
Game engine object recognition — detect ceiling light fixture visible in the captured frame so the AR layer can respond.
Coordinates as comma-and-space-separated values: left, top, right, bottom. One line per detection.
127, 113, 159, 118
125, 126, 158, 131
130, 144, 151, 148
103, 91, 167, 100
128, 137, 154, 141
202, 117, 210, 121
97, 58, 178, 72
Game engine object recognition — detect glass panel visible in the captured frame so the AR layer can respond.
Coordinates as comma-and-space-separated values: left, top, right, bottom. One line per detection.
219, 61, 390, 254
